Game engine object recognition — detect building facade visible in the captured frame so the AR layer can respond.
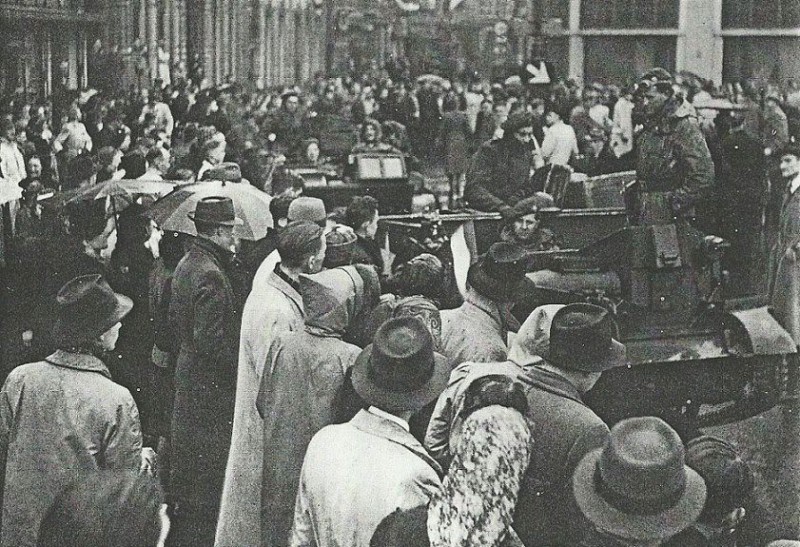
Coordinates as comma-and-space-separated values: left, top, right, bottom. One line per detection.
409, 0, 800, 86
102, 0, 328, 89
0, 0, 104, 97
556, 0, 800, 85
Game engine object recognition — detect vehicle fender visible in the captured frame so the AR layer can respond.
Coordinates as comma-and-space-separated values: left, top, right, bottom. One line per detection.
725, 307, 798, 356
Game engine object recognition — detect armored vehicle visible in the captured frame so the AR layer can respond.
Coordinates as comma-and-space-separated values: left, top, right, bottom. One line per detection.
381, 173, 798, 435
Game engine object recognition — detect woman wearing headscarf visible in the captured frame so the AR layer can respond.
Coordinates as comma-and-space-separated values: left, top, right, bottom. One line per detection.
370, 394, 532, 547
255, 264, 380, 547
428, 404, 532, 547
425, 304, 565, 468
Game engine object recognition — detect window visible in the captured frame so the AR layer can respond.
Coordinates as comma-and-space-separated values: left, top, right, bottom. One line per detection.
581, 0, 679, 28
722, 0, 800, 28
583, 36, 676, 84
723, 37, 800, 85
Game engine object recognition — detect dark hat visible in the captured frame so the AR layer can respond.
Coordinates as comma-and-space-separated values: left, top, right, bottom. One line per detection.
638, 67, 674, 86
685, 436, 754, 522
52, 274, 133, 347
351, 316, 450, 413
544, 303, 626, 372
467, 242, 528, 301
97, 146, 119, 168
68, 154, 97, 185
778, 142, 800, 159
187, 196, 243, 226
507, 192, 555, 222
324, 225, 357, 268
201, 161, 242, 183
573, 417, 707, 542
502, 110, 533, 134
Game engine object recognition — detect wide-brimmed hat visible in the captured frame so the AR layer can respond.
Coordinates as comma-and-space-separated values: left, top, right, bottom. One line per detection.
573, 417, 707, 542
544, 303, 626, 372
52, 274, 133, 347
351, 316, 450, 413
466, 242, 528, 301
201, 161, 242, 183
187, 196, 243, 227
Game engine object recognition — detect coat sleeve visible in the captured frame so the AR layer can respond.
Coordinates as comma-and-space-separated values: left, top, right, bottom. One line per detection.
103, 394, 143, 470
0, 374, 17, 504
465, 144, 510, 212
674, 117, 715, 203
289, 466, 317, 547
423, 363, 472, 467
194, 270, 237, 387
565, 422, 610, 477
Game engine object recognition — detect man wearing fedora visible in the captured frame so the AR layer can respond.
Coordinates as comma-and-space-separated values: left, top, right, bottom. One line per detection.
168, 196, 242, 546
0, 274, 144, 547
441, 241, 527, 366
573, 417, 707, 546
514, 303, 627, 547
290, 317, 449, 547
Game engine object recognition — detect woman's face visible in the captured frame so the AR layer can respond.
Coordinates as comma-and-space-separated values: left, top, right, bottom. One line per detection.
305, 142, 320, 163
364, 124, 377, 143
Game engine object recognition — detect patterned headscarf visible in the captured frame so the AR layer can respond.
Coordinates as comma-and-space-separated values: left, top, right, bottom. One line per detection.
427, 406, 532, 547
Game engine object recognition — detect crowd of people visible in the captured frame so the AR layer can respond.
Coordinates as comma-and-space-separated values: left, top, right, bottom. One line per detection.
0, 61, 798, 547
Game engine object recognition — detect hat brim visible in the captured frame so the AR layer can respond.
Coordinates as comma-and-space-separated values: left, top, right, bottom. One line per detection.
187, 211, 244, 226
572, 448, 706, 542
545, 338, 626, 372
52, 293, 133, 347
350, 345, 451, 414
466, 264, 524, 302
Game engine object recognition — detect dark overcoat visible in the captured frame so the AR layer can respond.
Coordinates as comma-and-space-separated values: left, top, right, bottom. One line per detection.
168, 237, 239, 536
514, 366, 610, 547
439, 111, 472, 175
635, 100, 715, 218
465, 136, 533, 212
769, 181, 800, 344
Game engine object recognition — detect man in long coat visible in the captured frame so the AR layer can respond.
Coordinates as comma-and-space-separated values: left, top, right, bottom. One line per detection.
257, 265, 379, 547
513, 304, 626, 547
633, 68, 715, 224
215, 221, 326, 547
168, 197, 241, 546
769, 144, 800, 345
0, 274, 142, 547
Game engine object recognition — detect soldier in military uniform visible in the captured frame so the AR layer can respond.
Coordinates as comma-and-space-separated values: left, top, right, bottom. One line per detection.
632, 68, 715, 226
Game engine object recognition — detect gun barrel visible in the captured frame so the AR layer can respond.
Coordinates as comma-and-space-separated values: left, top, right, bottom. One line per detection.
380, 212, 503, 223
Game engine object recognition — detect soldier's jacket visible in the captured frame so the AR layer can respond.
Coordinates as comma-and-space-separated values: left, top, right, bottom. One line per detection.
636, 99, 715, 208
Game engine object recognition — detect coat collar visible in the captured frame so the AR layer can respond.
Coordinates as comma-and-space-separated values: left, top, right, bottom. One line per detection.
463, 287, 503, 328
266, 269, 303, 314
520, 365, 585, 406
190, 236, 233, 268
350, 409, 443, 477
45, 350, 112, 379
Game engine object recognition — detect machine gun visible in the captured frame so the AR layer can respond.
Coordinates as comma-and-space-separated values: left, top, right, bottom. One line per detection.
380, 211, 502, 254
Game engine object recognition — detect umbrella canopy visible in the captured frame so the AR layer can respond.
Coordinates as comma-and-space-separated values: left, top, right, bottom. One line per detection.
692, 97, 749, 111
64, 179, 176, 204
416, 74, 449, 87
146, 181, 273, 241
